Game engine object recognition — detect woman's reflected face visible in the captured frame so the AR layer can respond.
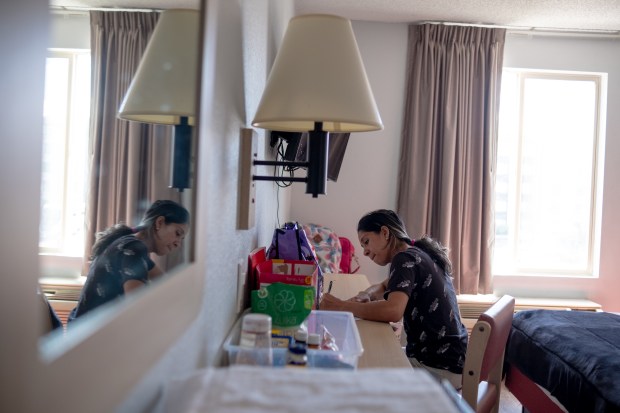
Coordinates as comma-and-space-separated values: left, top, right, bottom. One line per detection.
153, 218, 189, 256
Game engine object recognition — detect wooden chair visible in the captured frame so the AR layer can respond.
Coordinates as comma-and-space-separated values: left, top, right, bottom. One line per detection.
461, 295, 516, 413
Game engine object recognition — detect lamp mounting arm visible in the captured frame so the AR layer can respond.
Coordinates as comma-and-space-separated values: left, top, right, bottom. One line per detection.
250, 122, 329, 197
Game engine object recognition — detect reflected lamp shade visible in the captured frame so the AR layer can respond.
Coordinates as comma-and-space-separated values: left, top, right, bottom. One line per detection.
252, 14, 383, 133
118, 9, 200, 190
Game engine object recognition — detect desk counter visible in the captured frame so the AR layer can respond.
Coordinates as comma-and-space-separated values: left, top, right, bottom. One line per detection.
159, 274, 470, 413
322, 273, 411, 369
356, 319, 410, 368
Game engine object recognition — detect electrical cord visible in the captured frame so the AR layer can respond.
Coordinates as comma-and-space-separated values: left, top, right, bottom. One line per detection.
273, 137, 303, 227
273, 139, 299, 188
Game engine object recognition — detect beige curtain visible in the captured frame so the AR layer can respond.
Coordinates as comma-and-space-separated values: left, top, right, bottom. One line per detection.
397, 24, 505, 294
84, 11, 183, 272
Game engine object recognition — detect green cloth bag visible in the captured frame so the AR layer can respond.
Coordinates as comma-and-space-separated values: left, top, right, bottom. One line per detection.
251, 282, 315, 328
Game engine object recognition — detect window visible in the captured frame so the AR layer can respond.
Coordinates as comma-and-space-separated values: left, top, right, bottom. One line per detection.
40, 49, 91, 257
493, 69, 606, 277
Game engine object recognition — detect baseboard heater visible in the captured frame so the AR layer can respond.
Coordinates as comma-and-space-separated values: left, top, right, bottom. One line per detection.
457, 294, 602, 335
41, 282, 83, 327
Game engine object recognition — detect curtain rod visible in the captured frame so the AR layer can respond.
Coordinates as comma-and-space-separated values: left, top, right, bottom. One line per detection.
418, 20, 620, 38
49, 5, 161, 15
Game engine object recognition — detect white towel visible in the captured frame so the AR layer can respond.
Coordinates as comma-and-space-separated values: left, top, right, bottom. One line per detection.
162, 366, 463, 413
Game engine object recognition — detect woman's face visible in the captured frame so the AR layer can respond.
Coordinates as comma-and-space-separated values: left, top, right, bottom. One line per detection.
358, 226, 392, 266
152, 216, 189, 256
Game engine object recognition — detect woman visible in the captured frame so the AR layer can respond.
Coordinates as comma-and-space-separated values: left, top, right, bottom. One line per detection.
69, 200, 190, 321
321, 209, 468, 388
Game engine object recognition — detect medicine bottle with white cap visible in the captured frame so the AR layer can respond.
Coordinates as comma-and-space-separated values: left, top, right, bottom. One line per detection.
235, 313, 273, 366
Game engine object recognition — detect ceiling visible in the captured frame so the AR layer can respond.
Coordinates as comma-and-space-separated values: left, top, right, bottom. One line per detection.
50, 0, 620, 33
294, 0, 620, 33
49, 0, 200, 11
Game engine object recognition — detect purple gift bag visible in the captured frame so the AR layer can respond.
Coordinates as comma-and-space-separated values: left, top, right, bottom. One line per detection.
266, 222, 324, 308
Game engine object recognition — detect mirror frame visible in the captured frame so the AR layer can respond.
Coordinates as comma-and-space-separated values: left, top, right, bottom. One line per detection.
0, 1, 209, 412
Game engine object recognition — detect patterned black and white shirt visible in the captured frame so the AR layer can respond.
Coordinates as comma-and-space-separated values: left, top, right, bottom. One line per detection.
69, 235, 155, 321
385, 246, 468, 374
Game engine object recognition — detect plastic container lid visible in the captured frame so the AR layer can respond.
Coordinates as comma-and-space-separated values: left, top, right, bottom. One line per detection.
241, 313, 272, 333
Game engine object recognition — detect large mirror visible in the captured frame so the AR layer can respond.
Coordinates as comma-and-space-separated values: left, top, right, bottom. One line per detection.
2, 1, 208, 410
40, 0, 202, 341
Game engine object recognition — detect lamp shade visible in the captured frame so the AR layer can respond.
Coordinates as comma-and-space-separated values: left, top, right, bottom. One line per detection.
118, 9, 199, 125
252, 14, 383, 133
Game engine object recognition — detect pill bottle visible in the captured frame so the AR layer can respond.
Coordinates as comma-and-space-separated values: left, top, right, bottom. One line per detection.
286, 343, 308, 367
235, 313, 273, 366
307, 333, 321, 350
294, 329, 308, 348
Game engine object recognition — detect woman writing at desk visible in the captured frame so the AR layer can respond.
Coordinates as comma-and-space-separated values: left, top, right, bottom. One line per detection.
321, 209, 467, 389
68, 200, 190, 321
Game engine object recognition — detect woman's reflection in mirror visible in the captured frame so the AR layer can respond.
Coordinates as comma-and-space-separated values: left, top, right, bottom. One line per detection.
67, 200, 190, 323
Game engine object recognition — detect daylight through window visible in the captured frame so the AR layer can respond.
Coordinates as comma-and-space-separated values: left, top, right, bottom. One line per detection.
40, 49, 91, 257
493, 69, 606, 277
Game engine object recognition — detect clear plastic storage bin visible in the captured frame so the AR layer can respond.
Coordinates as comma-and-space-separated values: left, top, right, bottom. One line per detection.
224, 310, 364, 369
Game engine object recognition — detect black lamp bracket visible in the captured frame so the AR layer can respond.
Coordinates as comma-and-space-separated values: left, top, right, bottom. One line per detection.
170, 116, 192, 192
252, 160, 310, 183
250, 122, 328, 197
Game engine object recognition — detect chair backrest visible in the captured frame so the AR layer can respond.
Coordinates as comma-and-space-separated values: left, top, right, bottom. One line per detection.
462, 294, 515, 413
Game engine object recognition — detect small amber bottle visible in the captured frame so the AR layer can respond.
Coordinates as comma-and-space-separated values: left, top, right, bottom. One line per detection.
307, 333, 321, 350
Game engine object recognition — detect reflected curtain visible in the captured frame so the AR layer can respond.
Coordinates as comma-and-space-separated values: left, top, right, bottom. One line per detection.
397, 24, 505, 294
84, 11, 183, 273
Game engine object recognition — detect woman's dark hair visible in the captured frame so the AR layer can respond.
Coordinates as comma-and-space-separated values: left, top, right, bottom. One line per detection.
90, 200, 190, 259
357, 209, 452, 274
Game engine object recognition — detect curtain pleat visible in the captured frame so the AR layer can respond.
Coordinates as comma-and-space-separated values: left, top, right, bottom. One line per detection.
83, 11, 183, 273
397, 24, 505, 294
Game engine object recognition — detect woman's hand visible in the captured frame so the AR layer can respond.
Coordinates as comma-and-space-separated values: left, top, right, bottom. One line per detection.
320, 293, 346, 311
349, 291, 371, 303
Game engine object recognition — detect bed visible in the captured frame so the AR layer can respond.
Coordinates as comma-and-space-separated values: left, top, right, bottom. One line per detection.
505, 309, 620, 413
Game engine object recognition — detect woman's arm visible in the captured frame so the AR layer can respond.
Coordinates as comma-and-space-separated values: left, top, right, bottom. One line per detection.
123, 279, 146, 293
351, 279, 389, 302
321, 289, 408, 323
148, 264, 164, 281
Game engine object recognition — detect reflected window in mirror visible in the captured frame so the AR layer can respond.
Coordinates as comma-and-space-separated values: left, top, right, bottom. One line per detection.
41, 49, 90, 261
40, 12, 92, 289
39, 14, 92, 332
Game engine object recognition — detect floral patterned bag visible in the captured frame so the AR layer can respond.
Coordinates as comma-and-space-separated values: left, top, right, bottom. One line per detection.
302, 223, 342, 274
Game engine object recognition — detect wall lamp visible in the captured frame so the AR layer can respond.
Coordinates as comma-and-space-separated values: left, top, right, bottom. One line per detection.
250, 14, 383, 198
118, 9, 199, 191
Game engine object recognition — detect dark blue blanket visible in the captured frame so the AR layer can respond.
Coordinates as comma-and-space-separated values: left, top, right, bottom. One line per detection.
506, 310, 620, 413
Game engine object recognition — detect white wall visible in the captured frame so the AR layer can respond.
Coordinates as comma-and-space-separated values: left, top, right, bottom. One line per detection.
289, 21, 409, 286
289, 27, 620, 311
49, 12, 89, 49
1, 1, 48, 412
